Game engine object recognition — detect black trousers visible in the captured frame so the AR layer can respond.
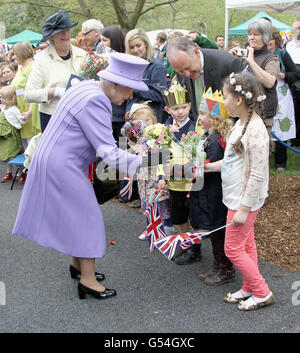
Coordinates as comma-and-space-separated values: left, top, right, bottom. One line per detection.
274, 141, 287, 168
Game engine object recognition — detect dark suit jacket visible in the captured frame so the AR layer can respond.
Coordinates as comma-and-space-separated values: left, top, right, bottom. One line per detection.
177, 48, 246, 115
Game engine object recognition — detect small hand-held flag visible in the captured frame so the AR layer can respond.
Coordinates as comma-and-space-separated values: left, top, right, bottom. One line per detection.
144, 200, 167, 252
154, 224, 231, 260
119, 176, 133, 201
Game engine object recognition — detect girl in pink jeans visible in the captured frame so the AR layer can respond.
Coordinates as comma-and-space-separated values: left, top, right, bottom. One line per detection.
205, 73, 274, 311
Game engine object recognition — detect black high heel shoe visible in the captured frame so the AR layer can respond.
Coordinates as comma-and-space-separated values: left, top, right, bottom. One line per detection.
69, 265, 105, 282
78, 283, 117, 300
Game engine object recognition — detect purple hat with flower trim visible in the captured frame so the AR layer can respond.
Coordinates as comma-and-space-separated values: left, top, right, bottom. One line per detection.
97, 52, 149, 91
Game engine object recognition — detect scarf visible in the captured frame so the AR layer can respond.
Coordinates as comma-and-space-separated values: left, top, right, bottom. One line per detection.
273, 47, 285, 74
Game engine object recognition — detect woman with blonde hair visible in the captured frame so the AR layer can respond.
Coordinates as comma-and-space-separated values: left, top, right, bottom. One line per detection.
1, 63, 17, 84
125, 29, 167, 123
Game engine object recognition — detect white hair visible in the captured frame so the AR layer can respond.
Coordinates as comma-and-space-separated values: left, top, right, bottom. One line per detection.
100, 77, 116, 87
82, 19, 104, 33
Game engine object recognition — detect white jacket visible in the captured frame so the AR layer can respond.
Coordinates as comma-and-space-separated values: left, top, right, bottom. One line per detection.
25, 44, 86, 115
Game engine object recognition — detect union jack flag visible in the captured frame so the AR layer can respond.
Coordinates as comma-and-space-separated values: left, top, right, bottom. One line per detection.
144, 202, 167, 252
119, 176, 133, 201
154, 224, 230, 260
153, 234, 188, 260
179, 230, 210, 250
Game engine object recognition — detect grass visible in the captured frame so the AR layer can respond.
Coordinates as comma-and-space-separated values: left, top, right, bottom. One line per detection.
269, 146, 300, 176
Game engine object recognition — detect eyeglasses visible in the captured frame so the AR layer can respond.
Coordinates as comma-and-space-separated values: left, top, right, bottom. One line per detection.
82, 29, 94, 36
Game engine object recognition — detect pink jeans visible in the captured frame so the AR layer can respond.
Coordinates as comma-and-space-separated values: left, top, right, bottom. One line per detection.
224, 209, 271, 298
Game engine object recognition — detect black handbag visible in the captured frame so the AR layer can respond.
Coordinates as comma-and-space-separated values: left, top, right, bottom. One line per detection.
93, 174, 120, 205
92, 159, 120, 205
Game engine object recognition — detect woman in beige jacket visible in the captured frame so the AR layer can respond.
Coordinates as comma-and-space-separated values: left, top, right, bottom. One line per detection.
25, 11, 86, 132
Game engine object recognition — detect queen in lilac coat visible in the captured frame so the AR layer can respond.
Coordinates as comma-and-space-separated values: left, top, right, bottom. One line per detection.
13, 80, 142, 257
12, 53, 154, 300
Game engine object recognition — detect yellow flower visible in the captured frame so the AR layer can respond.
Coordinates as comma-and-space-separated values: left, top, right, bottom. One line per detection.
144, 125, 154, 136
152, 123, 165, 136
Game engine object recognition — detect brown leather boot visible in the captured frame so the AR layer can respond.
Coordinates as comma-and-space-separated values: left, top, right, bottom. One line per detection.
204, 244, 235, 286
198, 242, 220, 280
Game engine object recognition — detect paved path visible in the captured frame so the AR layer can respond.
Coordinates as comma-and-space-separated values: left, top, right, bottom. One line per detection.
0, 162, 300, 333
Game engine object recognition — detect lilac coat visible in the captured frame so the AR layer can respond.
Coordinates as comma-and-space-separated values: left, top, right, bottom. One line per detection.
13, 81, 142, 258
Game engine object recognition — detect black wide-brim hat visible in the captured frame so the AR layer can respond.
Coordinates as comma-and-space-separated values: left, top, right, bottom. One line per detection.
41, 10, 78, 42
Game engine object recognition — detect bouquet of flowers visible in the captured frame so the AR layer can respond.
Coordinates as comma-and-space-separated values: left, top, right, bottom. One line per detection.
80, 51, 109, 80
179, 131, 206, 159
121, 120, 148, 144
179, 131, 206, 181
142, 123, 177, 153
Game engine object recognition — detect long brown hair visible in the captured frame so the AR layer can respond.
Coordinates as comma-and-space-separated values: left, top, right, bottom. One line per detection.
223, 73, 265, 154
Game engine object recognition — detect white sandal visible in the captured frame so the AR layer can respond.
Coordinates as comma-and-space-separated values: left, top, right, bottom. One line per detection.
224, 290, 252, 304
237, 294, 275, 311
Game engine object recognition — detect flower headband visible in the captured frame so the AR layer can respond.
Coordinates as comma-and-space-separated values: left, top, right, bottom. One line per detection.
229, 73, 266, 102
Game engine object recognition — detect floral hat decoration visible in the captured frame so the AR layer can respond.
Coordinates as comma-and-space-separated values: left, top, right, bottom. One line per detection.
199, 87, 229, 119
162, 80, 191, 107
229, 72, 266, 103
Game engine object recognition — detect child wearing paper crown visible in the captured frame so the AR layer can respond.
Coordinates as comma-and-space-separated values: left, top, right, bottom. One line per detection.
189, 87, 234, 283
205, 73, 274, 311
124, 101, 174, 240
0, 85, 25, 183
158, 81, 201, 259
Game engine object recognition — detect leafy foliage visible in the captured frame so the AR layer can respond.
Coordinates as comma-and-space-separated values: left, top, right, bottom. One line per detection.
0, 0, 299, 43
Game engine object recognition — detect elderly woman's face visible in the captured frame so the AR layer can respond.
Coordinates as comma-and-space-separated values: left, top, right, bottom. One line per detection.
248, 30, 264, 50
129, 37, 147, 59
51, 29, 71, 49
2, 67, 15, 82
111, 84, 133, 105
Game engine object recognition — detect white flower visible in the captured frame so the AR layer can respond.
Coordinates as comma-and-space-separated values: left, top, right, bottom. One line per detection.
235, 85, 242, 92
229, 72, 235, 79
257, 94, 266, 102
245, 91, 253, 99
146, 139, 156, 149
230, 78, 236, 85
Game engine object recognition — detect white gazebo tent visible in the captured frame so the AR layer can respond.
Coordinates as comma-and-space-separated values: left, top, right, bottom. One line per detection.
225, 0, 300, 47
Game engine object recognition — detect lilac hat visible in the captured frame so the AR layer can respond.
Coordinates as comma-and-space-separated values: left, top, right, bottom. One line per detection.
97, 52, 149, 91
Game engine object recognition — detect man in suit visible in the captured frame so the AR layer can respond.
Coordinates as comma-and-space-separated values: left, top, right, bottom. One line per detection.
167, 36, 245, 116
166, 36, 245, 264
155, 32, 167, 62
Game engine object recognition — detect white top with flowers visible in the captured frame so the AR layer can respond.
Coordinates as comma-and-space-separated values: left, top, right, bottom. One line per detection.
221, 118, 269, 211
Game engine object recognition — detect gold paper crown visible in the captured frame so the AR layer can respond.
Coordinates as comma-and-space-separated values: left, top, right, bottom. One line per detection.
162, 80, 191, 107
199, 88, 229, 119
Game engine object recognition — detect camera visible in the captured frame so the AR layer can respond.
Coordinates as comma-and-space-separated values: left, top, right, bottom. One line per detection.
236, 48, 248, 57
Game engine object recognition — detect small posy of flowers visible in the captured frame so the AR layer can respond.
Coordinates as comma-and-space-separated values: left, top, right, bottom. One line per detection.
142, 123, 176, 152
80, 51, 109, 79
121, 120, 148, 144
179, 131, 206, 159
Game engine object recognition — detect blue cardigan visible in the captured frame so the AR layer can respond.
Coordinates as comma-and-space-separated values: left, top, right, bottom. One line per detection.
126, 60, 167, 123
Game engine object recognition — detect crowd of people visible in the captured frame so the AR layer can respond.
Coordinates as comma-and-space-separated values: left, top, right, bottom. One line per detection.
1, 9, 300, 310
